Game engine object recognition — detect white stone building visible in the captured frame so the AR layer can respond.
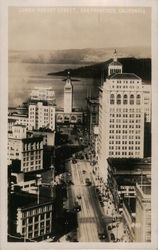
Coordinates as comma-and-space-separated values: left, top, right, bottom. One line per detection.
98, 51, 145, 182
8, 125, 43, 172
29, 102, 55, 131
142, 84, 151, 123
8, 115, 29, 131
30, 87, 55, 105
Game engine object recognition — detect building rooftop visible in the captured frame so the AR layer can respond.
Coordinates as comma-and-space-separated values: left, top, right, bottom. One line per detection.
13, 124, 26, 128
107, 73, 141, 80
10, 189, 53, 211
108, 158, 151, 168
22, 135, 43, 143
109, 61, 122, 66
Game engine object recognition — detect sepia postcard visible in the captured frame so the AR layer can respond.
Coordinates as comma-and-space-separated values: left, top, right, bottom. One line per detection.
0, 0, 158, 250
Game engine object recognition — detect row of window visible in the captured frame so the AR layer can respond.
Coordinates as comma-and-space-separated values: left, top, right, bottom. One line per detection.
23, 165, 42, 172
109, 130, 141, 134
23, 143, 42, 151
110, 94, 141, 105
110, 125, 141, 129
24, 228, 51, 238
22, 205, 52, 217
112, 80, 140, 84
110, 113, 141, 118
110, 108, 141, 112
109, 151, 141, 156
109, 146, 141, 150
110, 85, 140, 89
23, 161, 41, 167
109, 135, 140, 139
109, 141, 141, 145
22, 213, 51, 225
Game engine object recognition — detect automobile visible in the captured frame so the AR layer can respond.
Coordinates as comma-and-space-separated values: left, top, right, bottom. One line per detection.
98, 231, 107, 240
110, 233, 115, 241
79, 155, 84, 160
96, 188, 99, 193
73, 202, 81, 212
98, 196, 102, 201
103, 199, 108, 202
72, 159, 77, 164
100, 201, 104, 207
67, 180, 74, 185
107, 225, 112, 230
85, 178, 91, 186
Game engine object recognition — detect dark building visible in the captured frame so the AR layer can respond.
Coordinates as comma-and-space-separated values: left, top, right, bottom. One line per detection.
86, 97, 99, 136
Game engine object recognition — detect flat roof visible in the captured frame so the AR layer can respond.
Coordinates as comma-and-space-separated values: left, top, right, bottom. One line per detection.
107, 73, 141, 80
108, 158, 151, 171
10, 189, 53, 211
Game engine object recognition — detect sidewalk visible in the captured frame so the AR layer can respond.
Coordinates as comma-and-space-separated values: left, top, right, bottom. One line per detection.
87, 161, 130, 242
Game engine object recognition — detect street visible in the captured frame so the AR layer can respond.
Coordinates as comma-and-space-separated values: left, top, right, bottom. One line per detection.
65, 159, 112, 242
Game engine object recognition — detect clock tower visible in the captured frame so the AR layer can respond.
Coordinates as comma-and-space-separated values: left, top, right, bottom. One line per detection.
64, 72, 73, 113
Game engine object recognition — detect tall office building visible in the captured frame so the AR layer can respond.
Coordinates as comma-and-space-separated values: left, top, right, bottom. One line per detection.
64, 72, 73, 113
29, 102, 55, 131
8, 125, 43, 172
98, 50, 144, 182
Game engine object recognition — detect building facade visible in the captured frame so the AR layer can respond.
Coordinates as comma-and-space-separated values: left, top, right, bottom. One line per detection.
98, 51, 144, 182
86, 97, 99, 136
135, 182, 151, 242
17, 201, 53, 240
8, 125, 43, 172
29, 102, 55, 131
142, 84, 151, 123
56, 111, 83, 124
8, 115, 29, 131
30, 87, 56, 105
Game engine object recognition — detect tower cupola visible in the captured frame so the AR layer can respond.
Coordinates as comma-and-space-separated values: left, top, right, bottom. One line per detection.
108, 49, 122, 76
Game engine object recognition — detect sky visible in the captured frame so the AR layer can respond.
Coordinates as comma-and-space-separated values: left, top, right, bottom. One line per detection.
8, 7, 151, 51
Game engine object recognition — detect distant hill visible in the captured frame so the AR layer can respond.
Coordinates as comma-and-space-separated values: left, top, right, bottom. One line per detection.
9, 47, 151, 64
48, 57, 151, 82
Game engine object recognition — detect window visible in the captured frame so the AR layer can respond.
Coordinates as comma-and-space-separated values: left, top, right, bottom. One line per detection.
22, 219, 26, 226
130, 95, 134, 105
34, 224, 38, 230
110, 94, 115, 105
46, 212, 50, 219
28, 225, 32, 232
41, 214, 44, 220
117, 94, 121, 105
40, 222, 44, 229
35, 216, 38, 222
123, 94, 128, 104
28, 217, 33, 224
136, 94, 141, 105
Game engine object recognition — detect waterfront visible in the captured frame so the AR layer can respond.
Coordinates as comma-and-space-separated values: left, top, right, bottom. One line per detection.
9, 63, 99, 109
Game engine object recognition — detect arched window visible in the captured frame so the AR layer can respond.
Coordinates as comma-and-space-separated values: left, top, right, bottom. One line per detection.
130, 94, 134, 105
110, 94, 115, 105
117, 94, 121, 105
123, 94, 128, 105
136, 94, 141, 105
